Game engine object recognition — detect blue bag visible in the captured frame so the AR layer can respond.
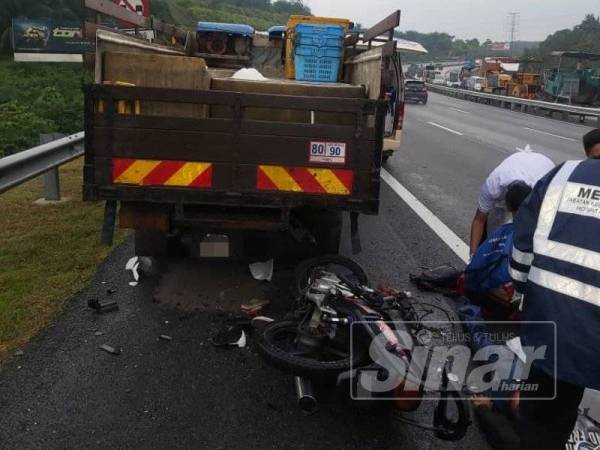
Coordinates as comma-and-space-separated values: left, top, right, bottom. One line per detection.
465, 223, 513, 292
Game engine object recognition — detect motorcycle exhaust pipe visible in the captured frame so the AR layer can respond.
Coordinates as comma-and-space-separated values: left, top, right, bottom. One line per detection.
294, 376, 318, 414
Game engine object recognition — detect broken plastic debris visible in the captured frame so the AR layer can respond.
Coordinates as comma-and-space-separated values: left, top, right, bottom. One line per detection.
236, 330, 247, 348
242, 298, 270, 309
212, 326, 246, 348
241, 298, 271, 317
14, 349, 24, 357
94, 331, 103, 336
159, 335, 173, 341
126, 256, 154, 284
125, 256, 140, 281
88, 298, 119, 314
249, 259, 274, 282
99, 344, 121, 355
125, 256, 138, 270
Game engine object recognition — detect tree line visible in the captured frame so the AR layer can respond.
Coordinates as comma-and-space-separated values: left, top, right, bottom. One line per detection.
397, 14, 600, 63
524, 14, 600, 63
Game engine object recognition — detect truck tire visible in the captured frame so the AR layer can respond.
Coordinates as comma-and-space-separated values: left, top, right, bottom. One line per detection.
134, 230, 168, 257
313, 210, 342, 254
292, 208, 342, 255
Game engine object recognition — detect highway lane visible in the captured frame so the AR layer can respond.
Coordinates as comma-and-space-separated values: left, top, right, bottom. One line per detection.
385, 91, 596, 242
409, 92, 588, 161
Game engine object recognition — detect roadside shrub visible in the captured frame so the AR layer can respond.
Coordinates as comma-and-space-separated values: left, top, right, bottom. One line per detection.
33, 86, 82, 134
0, 61, 83, 155
0, 101, 56, 157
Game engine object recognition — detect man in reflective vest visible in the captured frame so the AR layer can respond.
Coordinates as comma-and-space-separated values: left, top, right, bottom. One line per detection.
510, 128, 600, 449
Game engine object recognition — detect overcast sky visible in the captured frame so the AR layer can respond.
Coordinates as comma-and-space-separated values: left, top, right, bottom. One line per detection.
303, 0, 598, 42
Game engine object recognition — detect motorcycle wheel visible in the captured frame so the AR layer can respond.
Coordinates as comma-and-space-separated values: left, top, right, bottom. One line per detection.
256, 321, 369, 380
292, 255, 369, 299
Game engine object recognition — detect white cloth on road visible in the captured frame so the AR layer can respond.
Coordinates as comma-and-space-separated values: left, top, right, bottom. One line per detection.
478, 150, 555, 214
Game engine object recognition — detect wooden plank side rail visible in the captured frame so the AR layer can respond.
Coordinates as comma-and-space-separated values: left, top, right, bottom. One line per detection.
362, 10, 401, 43
88, 84, 379, 114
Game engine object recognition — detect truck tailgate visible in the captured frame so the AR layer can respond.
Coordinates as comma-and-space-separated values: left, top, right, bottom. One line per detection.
84, 84, 385, 214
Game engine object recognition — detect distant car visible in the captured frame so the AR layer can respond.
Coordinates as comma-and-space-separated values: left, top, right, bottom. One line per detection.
404, 80, 428, 104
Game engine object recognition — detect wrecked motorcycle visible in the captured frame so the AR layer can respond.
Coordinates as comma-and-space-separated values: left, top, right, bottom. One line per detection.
256, 255, 471, 441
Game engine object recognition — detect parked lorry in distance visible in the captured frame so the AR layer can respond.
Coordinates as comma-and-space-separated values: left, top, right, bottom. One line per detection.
541, 51, 600, 106
83, 10, 405, 260
444, 70, 461, 88
464, 76, 486, 92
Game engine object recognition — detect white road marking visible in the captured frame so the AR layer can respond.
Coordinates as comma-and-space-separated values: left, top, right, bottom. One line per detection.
523, 127, 577, 142
427, 121, 464, 136
450, 107, 470, 114
380, 169, 470, 263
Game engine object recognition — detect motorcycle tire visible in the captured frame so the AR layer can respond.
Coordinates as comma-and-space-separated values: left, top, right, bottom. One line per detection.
256, 321, 369, 380
292, 255, 369, 300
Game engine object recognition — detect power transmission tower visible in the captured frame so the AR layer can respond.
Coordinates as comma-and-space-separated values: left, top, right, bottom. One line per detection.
507, 12, 520, 56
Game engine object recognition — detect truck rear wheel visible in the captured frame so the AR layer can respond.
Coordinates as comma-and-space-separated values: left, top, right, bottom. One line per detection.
291, 208, 342, 255
312, 210, 342, 255
134, 230, 168, 257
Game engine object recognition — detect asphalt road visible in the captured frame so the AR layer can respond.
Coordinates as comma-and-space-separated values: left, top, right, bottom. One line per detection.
0, 92, 596, 449
387, 91, 594, 242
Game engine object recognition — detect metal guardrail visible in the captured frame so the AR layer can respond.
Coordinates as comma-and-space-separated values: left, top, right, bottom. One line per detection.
426, 83, 600, 125
0, 132, 85, 198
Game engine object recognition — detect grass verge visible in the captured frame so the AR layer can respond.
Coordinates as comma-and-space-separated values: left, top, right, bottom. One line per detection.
0, 159, 126, 358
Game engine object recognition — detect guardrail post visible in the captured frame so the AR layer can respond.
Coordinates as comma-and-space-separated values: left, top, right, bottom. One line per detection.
40, 133, 66, 201
43, 168, 61, 201
521, 104, 527, 113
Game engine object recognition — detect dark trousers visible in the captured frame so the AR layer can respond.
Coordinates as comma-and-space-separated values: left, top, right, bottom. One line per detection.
518, 366, 585, 450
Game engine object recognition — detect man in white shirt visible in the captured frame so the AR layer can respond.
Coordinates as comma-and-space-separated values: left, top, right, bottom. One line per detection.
469, 148, 555, 256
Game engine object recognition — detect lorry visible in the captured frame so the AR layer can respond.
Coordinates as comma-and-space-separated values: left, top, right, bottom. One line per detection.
541, 51, 600, 106
82, 8, 405, 259
444, 70, 461, 88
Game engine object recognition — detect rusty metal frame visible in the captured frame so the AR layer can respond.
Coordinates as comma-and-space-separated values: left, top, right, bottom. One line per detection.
84, 0, 189, 43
